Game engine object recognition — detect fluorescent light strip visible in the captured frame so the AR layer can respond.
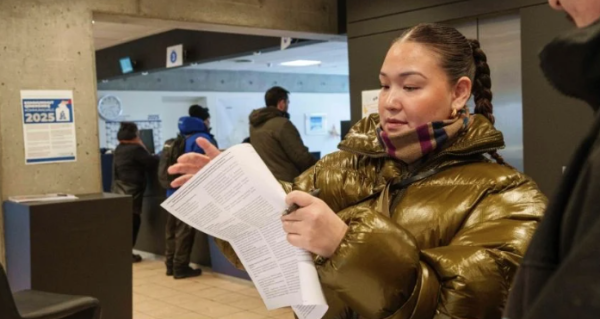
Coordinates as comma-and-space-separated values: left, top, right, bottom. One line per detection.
280, 60, 322, 67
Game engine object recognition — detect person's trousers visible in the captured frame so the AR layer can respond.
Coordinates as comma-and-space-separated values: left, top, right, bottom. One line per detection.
133, 214, 141, 246
165, 213, 195, 269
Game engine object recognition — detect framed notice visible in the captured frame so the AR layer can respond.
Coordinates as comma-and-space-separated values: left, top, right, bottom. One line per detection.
305, 113, 328, 135
21, 90, 77, 164
361, 89, 380, 118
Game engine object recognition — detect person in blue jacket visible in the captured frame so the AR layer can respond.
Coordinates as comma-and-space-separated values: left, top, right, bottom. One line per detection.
165, 107, 217, 279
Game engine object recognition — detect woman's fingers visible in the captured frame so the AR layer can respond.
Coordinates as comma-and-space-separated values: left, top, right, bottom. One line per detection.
170, 174, 193, 188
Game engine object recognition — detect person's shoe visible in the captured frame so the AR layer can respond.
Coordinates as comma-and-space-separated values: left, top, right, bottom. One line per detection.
173, 266, 202, 279
132, 254, 142, 263
166, 260, 174, 276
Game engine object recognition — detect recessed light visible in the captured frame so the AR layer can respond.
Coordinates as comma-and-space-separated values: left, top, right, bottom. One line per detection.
280, 60, 321, 67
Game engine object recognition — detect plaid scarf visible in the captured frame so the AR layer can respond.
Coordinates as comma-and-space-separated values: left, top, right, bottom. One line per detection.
377, 110, 470, 164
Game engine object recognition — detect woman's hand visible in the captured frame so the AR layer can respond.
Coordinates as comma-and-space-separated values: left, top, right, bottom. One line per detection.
282, 191, 348, 258
167, 137, 221, 188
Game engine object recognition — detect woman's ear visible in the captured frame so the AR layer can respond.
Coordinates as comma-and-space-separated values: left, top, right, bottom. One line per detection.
452, 76, 472, 111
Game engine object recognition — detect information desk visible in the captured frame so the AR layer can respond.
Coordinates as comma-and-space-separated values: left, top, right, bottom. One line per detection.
4, 193, 132, 319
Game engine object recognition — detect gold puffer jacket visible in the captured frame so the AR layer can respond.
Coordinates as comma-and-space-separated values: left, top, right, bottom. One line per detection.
219, 114, 547, 319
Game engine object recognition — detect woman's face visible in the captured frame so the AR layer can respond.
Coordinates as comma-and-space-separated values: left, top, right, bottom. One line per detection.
378, 41, 471, 134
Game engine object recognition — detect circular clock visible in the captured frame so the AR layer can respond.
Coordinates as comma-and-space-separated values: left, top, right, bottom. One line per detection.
97, 95, 123, 121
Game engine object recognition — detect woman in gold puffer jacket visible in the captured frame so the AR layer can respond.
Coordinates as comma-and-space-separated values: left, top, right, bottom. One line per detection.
169, 23, 547, 319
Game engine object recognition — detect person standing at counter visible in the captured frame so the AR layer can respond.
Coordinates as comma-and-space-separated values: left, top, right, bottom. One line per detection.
163, 112, 217, 279
111, 122, 159, 263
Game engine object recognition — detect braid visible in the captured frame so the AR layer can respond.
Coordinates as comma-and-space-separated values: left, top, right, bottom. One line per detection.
469, 39, 494, 124
468, 39, 512, 167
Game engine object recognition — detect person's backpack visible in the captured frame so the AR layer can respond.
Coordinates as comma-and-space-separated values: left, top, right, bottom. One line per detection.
158, 135, 187, 189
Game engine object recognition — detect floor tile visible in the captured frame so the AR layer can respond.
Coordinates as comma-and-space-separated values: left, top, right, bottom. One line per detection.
190, 287, 231, 299
179, 299, 243, 318
133, 293, 153, 304
251, 304, 293, 318
133, 312, 156, 319
169, 313, 213, 319
140, 304, 190, 319
229, 297, 265, 311
132, 257, 270, 319
167, 281, 212, 293
218, 311, 268, 319
135, 283, 182, 299
237, 287, 261, 298
218, 281, 254, 292
134, 300, 172, 313
271, 313, 296, 319
209, 292, 250, 304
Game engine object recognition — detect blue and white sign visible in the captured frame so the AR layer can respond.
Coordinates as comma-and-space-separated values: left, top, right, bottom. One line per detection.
166, 44, 183, 68
21, 90, 77, 164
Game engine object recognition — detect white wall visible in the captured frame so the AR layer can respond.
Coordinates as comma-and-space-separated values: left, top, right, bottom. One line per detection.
97, 90, 350, 157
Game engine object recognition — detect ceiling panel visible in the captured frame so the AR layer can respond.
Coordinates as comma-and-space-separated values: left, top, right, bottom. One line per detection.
187, 41, 349, 75
93, 21, 172, 50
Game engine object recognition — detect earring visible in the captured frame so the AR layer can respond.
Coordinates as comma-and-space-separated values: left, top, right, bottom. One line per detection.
451, 109, 458, 118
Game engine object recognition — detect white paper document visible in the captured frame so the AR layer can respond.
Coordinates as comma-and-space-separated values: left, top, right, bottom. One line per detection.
161, 144, 328, 319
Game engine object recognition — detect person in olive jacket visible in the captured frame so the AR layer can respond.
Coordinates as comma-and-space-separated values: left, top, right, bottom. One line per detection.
249, 86, 317, 183
168, 24, 547, 319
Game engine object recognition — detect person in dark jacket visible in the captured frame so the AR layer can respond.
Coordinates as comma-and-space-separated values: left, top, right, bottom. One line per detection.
504, 1, 600, 318
111, 122, 159, 263
249, 86, 317, 182
164, 115, 217, 279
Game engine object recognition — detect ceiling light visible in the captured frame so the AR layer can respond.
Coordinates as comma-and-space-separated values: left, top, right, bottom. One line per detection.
280, 60, 321, 67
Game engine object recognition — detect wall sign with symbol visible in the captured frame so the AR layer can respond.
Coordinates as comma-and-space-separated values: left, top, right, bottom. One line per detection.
166, 44, 183, 68
21, 90, 77, 164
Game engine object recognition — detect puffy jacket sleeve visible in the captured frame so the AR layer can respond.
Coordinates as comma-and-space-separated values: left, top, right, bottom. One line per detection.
278, 120, 318, 173
318, 177, 546, 319
293, 151, 381, 213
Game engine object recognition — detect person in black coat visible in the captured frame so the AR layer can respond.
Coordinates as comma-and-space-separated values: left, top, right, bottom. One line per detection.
111, 122, 159, 263
505, 1, 600, 318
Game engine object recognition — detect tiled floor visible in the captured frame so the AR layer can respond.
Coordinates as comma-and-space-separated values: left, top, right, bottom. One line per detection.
132, 258, 294, 319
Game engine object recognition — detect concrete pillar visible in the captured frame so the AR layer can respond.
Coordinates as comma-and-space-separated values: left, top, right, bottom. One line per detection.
0, 0, 340, 264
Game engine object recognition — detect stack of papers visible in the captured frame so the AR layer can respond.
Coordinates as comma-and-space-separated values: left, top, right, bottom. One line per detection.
161, 144, 328, 319
8, 194, 78, 203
